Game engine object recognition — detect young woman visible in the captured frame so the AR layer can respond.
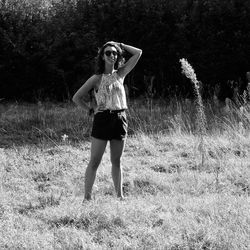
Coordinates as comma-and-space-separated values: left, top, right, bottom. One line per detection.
72, 41, 142, 200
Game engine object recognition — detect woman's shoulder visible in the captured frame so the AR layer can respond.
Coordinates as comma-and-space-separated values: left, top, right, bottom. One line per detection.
90, 74, 103, 89
89, 74, 102, 83
92, 74, 103, 79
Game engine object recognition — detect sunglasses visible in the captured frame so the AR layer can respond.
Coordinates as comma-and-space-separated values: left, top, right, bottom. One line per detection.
104, 50, 118, 57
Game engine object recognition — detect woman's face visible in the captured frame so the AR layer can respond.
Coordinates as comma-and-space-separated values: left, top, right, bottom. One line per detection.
103, 46, 118, 66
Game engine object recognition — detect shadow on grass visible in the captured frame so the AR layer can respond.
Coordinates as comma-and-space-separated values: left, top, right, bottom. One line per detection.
0, 117, 91, 148
0, 129, 91, 148
0, 136, 92, 148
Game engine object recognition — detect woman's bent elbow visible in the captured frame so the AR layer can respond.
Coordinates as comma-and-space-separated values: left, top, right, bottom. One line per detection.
72, 95, 79, 105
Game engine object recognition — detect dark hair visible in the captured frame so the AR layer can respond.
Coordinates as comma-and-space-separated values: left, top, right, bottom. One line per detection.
95, 41, 124, 74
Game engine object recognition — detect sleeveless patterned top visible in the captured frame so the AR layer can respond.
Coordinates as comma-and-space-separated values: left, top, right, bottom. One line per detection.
94, 71, 127, 111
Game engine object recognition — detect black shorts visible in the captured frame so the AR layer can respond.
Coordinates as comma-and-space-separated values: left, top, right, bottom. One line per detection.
91, 110, 128, 141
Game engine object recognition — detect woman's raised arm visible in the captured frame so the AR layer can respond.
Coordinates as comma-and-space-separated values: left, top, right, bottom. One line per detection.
118, 43, 142, 78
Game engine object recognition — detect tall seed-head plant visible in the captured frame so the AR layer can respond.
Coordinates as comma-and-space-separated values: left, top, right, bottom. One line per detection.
180, 58, 207, 168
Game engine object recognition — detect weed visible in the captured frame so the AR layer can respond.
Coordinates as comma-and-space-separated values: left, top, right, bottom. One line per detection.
180, 58, 207, 169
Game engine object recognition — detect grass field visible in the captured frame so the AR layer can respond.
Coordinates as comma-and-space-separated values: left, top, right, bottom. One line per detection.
0, 99, 249, 249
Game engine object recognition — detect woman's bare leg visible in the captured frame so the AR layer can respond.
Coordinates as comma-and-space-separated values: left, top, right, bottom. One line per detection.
84, 137, 107, 200
110, 139, 126, 198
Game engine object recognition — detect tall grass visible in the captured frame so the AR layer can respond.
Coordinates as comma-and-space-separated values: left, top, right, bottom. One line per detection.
0, 98, 249, 147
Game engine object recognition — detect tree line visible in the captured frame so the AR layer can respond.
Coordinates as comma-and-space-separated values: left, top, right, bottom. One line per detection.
0, 0, 250, 102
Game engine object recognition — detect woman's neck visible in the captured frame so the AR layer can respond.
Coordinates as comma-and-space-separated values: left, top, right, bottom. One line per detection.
104, 65, 115, 75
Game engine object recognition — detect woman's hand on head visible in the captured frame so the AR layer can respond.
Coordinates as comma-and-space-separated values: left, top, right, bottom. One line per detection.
104, 41, 123, 49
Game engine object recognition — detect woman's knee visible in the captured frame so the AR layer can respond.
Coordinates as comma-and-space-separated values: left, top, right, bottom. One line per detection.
89, 156, 102, 170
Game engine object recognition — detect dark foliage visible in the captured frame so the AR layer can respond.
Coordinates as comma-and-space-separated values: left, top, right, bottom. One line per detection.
0, 0, 250, 102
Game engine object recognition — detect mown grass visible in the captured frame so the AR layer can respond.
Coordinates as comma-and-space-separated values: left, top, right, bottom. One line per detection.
0, 99, 250, 249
